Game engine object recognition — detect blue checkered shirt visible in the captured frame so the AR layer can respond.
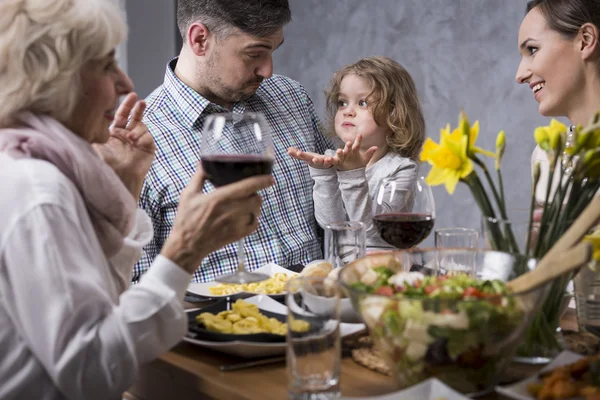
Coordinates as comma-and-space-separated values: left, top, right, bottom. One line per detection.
133, 59, 334, 283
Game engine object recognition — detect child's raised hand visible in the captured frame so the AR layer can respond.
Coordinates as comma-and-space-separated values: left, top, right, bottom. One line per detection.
287, 147, 336, 169
334, 134, 378, 171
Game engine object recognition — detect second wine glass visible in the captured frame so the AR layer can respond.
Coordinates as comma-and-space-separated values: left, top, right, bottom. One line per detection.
373, 176, 436, 249
201, 112, 274, 284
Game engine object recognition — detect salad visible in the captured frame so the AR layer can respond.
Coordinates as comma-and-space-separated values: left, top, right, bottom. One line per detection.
350, 267, 525, 393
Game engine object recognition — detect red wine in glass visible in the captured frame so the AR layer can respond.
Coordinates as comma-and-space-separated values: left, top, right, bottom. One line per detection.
202, 155, 274, 187
200, 112, 274, 284
373, 213, 434, 249
372, 176, 436, 249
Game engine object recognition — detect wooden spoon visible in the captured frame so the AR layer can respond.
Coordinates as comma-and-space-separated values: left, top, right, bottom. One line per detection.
507, 240, 592, 294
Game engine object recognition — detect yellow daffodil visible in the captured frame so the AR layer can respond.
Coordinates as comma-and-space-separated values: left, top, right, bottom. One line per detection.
420, 112, 497, 195
495, 131, 506, 170
456, 111, 496, 158
420, 127, 473, 195
534, 119, 567, 152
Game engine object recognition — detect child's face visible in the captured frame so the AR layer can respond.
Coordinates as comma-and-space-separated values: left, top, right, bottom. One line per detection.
334, 74, 390, 150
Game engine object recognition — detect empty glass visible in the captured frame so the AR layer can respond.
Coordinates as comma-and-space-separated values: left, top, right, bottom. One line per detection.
324, 221, 366, 268
286, 276, 341, 400
435, 228, 479, 276
574, 263, 600, 337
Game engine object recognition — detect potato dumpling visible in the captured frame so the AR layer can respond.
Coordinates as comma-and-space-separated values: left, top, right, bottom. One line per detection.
195, 299, 311, 335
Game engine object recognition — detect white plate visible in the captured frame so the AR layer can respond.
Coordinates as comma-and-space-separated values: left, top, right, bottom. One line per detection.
183, 295, 365, 358
495, 351, 584, 400
186, 263, 298, 300
340, 378, 470, 400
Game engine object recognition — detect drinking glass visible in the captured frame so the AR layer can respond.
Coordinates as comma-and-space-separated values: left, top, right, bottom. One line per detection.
435, 228, 479, 276
574, 264, 600, 337
324, 221, 366, 268
201, 112, 274, 284
286, 276, 341, 400
373, 176, 435, 249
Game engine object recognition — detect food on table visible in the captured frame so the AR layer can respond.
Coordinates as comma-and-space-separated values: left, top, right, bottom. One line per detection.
299, 260, 340, 297
299, 260, 334, 279
527, 354, 600, 400
346, 262, 526, 393
208, 272, 292, 295
195, 299, 310, 335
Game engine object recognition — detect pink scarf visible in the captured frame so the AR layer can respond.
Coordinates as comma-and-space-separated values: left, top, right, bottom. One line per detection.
0, 112, 137, 289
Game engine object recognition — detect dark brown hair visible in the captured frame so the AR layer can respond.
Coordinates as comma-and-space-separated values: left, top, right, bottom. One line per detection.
324, 56, 426, 161
526, 0, 600, 39
177, 0, 291, 41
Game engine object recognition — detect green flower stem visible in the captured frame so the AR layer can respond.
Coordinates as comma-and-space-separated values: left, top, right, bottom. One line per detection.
534, 164, 557, 257
542, 167, 569, 256
472, 155, 520, 253
525, 188, 536, 259
464, 173, 508, 251
497, 168, 507, 217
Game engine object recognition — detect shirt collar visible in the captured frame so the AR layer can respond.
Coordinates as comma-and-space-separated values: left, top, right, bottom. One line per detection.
162, 58, 247, 128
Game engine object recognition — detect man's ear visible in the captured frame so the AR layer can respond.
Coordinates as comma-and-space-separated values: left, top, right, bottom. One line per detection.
579, 22, 600, 61
187, 23, 211, 56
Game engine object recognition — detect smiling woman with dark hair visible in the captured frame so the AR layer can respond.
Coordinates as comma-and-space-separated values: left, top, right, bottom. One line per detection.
0, 0, 272, 398
515, 0, 600, 205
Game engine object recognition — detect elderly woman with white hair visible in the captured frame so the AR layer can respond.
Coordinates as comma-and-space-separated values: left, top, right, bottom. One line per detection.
0, 1, 273, 399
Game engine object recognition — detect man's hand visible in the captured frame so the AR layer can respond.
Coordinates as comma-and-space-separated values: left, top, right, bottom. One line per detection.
161, 166, 274, 274
94, 93, 155, 200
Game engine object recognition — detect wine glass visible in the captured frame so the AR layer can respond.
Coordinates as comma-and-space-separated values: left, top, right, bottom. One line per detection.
373, 176, 435, 249
201, 112, 274, 284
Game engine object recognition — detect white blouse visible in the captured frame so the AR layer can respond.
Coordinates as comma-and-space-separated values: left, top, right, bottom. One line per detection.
0, 155, 192, 400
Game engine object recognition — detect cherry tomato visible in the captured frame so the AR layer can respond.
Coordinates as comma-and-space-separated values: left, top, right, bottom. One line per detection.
375, 286, 394, 296
424, 285, 438, 295
463, 287, 484, 298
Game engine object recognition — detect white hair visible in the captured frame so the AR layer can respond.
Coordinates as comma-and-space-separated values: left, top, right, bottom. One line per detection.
0, 0, 127, 128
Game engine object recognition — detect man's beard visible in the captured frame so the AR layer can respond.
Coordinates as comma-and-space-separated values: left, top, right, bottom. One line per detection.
203, 56, 262, 105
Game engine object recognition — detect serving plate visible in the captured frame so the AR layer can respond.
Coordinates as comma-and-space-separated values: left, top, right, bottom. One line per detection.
187, 301, 288, 343
182, 295, 365, 358
340, 378, 470, 400
186, 263, 297, 300
495, 351, 584, 400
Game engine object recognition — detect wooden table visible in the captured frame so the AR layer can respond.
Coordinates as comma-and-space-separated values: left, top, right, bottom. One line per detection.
126, 307, 578, 400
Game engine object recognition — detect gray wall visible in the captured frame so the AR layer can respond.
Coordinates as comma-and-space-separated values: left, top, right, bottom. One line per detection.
126, 0, 551, 246
125, 0, 179, 98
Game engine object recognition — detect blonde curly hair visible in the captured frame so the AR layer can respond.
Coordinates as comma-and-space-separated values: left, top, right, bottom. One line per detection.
325, 56, 426, 161
0, 0, 126, 128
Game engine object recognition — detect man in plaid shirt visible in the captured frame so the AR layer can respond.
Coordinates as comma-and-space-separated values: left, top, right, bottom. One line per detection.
134, 0, 334, 283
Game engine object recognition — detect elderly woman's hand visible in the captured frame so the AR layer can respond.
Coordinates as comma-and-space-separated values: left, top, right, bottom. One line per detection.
160, 166, 274, 274
94, 93, 155, 200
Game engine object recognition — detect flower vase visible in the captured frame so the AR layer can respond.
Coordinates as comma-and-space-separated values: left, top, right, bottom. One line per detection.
481, 212, 566, 364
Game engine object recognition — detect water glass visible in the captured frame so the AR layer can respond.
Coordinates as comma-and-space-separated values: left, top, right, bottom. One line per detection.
286, 276, 341, 400
574, 264, 600, 337
435, 227, 479, 276
324, 221, 366, 268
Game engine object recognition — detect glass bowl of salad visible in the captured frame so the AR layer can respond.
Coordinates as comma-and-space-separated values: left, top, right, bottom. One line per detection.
338, 248, 547, 396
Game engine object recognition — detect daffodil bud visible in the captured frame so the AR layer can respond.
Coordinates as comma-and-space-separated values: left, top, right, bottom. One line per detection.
495, 131, 505, 170
535, 127, 550, 151
549, 130, 563, 152
577, 128, 593, 150
532, 161, 541, 190
583, 148, 600, 166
